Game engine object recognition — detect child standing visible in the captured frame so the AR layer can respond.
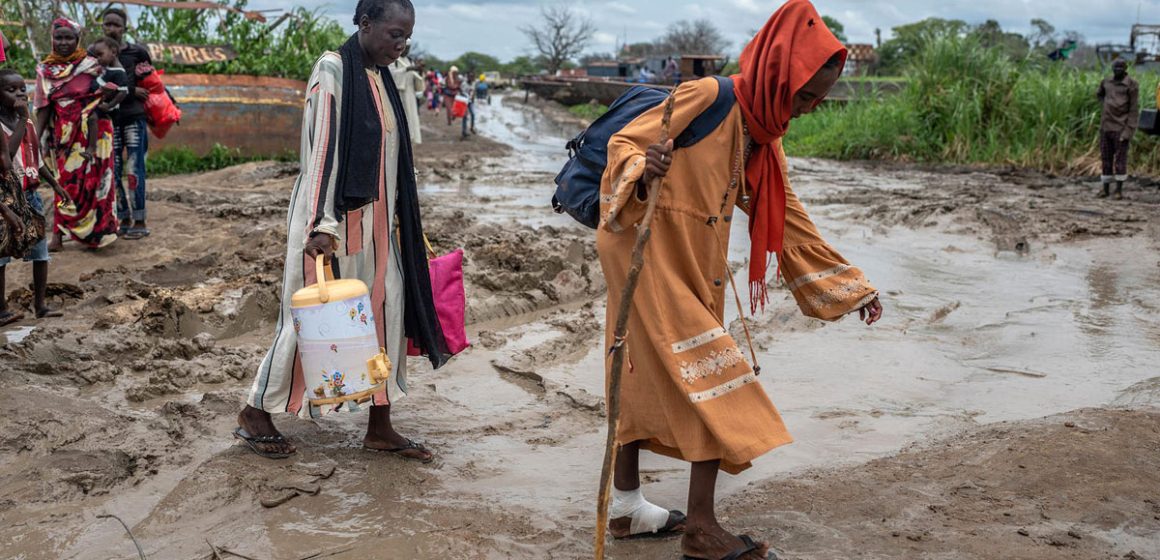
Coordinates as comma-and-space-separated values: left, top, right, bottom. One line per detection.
0, 69, 73, 325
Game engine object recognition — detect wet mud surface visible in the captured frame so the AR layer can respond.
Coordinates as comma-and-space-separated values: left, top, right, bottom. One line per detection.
1, 95, 1159, 559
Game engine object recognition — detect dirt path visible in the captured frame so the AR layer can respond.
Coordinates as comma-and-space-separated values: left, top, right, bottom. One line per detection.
1, 95, 1158, 559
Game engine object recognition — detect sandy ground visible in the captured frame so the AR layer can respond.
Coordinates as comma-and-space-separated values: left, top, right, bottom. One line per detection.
1, 94, 1159, 560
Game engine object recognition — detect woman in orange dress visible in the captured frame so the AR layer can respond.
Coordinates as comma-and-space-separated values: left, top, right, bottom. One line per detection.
596, 1, 883, 558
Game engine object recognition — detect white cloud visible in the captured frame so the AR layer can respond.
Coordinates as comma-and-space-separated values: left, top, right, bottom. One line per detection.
592, 31, 619, 49
605, 2, 638, 15
729, 0, 767, 15
447, 3, 489, 20
239, 0, 1160, 61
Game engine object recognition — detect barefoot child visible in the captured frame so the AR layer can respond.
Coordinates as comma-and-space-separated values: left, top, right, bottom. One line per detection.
0, 69, 73, 324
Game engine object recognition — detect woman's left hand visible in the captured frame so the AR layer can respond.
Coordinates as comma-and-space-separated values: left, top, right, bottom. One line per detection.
134, 87, 149, 101
858, 296, 883, 326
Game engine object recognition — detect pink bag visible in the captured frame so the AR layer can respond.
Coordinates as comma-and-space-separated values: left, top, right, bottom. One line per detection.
408, 244, 470, 357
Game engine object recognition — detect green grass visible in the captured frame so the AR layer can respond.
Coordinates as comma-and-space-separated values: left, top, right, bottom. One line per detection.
568, 103, 610, 121
786, 36, 1160, 176
148, 144, 295, 176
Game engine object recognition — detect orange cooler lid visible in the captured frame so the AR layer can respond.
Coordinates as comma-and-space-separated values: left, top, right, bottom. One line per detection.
290, 257, 370, 308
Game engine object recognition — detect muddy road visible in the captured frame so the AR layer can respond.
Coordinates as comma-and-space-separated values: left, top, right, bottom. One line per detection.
1, 95, 1158, 560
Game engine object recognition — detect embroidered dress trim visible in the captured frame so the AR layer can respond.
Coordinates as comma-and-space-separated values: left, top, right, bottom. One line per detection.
689, 372, 757, 403
603, 156, 644, 231
671, 327, 728, 354
806, 280, 867, 310
679, 346, 746, 385
786, 264, 851, 291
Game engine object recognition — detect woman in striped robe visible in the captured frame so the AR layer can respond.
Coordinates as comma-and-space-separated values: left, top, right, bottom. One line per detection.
235, 0, 449, 462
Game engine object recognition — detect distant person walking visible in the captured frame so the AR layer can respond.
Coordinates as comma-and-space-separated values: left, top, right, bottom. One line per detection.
1096, 59, 1139, 200
101, 8, 153, 239
461, 75, 476, 139
443, 65, 460, 126
475, 74, 489, 105
389, 48, 424, 144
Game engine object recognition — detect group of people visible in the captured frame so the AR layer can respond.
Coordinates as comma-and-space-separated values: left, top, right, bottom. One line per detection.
0, 8, 154, 327
422, 64, 489, 138
235, 1, 882, 559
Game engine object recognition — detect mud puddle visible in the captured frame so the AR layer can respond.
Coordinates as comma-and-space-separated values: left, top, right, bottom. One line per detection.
2, 93, 1159, 559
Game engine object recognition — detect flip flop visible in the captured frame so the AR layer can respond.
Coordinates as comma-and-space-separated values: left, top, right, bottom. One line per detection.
682, 535, 778, 560
365, 438, 434, 464
612, 510, 687, 540
0, 310, 24, 327
35, 307, 63, 319
233, 427, 293, 459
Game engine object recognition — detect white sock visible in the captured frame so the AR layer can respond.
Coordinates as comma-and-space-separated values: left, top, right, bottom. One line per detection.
610, 487, 672, 534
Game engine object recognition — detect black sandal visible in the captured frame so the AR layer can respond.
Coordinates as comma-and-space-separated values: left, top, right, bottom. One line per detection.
612, 510, 686, 540
366, 438, 434, 464
0, 310, 24, 327
233, 427, 294, 459
35, 307, 62, 319
682, 534, 778, 560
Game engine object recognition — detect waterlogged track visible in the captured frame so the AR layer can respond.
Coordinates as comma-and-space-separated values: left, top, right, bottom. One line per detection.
0, 95, 1158, 559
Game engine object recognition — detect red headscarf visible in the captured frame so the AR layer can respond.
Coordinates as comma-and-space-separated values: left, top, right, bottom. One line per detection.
731, 0, 846, 311
41, 17, 87, 66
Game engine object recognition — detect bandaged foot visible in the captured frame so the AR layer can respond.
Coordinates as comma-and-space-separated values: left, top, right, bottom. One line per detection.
609, 487, 685, 538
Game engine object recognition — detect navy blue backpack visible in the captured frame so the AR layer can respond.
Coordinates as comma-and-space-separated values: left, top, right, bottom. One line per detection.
552, 76, 737, 229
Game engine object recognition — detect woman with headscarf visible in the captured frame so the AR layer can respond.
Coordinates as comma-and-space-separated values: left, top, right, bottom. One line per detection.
236, 0, 450, 463
596, 1, 883, 558
34, 18, 118, 250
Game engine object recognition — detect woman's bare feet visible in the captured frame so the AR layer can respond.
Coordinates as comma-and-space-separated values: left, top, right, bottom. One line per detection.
681, 522, 770, 560
236, 405, 296, 456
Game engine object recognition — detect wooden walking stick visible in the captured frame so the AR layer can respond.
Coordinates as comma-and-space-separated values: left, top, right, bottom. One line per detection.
594, 93, 676, 560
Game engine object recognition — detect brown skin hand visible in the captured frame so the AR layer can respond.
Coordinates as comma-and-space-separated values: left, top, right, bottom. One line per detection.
641, 61, 884, 326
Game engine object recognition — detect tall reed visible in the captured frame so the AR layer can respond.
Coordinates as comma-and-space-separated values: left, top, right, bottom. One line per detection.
786, 36, 1160, 176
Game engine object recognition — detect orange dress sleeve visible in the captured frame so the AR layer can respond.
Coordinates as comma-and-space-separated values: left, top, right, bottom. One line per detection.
600, 78, 719, 232
772, 141, 877, 321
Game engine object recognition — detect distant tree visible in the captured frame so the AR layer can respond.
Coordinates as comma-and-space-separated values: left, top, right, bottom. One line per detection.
1028, 18, 1056, 49
621, 41, 660, 58
452, 51, 502, 76
876, 18, 968, 75
520, 4, 596, 74
580, 52, 615, 65
971, 19, 1029, 59
501, 55, 543, 76
407, 41, 445, 70
656, 19, 728, 54
822, 15, 847, 43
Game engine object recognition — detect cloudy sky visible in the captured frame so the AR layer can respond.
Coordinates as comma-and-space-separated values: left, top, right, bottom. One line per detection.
245, 0, 1160, 61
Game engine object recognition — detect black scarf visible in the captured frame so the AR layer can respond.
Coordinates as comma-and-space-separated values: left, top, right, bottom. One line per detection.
335, 34, 450, 369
